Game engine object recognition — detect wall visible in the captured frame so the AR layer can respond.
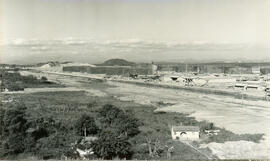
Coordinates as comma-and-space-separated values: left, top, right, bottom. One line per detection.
63, 66, 153, 75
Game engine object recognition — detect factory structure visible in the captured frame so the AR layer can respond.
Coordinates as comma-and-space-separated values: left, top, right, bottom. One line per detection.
63, 59, 158, 76
63, 65, 156, 75
157, 62, 270, 75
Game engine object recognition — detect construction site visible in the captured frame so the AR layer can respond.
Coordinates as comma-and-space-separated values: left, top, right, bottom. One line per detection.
42, 59, 270, 101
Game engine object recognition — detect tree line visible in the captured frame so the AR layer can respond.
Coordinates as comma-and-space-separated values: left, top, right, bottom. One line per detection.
0, 104, 141, 160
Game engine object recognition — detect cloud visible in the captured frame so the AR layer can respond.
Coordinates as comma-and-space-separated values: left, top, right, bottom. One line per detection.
1, 38, 269, 64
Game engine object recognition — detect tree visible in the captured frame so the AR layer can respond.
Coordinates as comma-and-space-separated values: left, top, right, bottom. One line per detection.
0, 108, 6, 136
97, 104, 141, 137
113, 110, 141, 137
32, 118, 76, 160
91, 130, 132, 159
97, 104, 123, 125
1, 105, 28, 155
75, 114, 98, 137
24, 116, 57, 152
35, 132, 70, 160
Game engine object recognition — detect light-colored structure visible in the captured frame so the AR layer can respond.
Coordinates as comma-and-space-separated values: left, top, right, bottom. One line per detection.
252, 66, 261, 74
171, 126, 200, 141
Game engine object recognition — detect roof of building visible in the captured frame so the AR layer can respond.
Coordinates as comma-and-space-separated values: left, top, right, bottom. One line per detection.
172, 126, 200, 132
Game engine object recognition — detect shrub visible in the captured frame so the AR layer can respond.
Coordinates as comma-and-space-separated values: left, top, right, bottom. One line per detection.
91, 130, 132, 159
35, 132, 69, 160
200, 121, 214, 131
97, 104, 141, 137
1, 105, 28, 155
7, 83, 24, 91
75, 114, 99, 137
41, 76, 48, 81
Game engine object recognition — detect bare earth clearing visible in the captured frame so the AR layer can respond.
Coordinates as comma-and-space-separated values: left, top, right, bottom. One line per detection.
20, 71, 270, 159
107, 82, 270, 159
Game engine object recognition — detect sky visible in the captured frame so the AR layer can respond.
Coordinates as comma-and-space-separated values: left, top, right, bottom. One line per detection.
1, 0, 270, 64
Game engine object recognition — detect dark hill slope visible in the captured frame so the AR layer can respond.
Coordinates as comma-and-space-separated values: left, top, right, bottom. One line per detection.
97, 59, 136, 66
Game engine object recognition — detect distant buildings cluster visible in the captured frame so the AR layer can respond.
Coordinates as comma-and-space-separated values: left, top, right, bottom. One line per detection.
157, 62, 270, 75
62, 60, 270, 76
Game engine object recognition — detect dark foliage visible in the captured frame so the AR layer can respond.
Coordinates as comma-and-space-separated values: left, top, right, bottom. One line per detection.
24, 116, 58, 152
0, 104, 76, 159
75, 114, 99, 136
91, 130, 132, 159
41, 76, 48, 81
92, 104, 141, 159
97, 104, 123, 125
97, 104, 141, 137
0, 108, 6, 136
6, 84, 24, 91
112, 110, 141, 137
99, 59, 136, 66
28, 118, 76, 159
35, 132, 70, 159
0, 71, 58, 91
1, 105, 28, 155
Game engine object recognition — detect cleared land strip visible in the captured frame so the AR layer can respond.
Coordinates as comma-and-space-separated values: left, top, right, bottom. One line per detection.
32, 70, 269, 101
112, 79, 269, 102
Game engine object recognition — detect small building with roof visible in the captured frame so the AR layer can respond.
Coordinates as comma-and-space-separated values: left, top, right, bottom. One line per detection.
171, 125, 200, 141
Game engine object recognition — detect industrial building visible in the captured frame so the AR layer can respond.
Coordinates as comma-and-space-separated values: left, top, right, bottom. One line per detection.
157, 62, 270, 74
63, 65, 155, 75
171, 126, 200, 141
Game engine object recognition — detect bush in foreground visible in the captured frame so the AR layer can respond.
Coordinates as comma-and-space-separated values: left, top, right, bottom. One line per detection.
75, 114, 99, 137
1, 105, 28, 156
91, 130, 132, 159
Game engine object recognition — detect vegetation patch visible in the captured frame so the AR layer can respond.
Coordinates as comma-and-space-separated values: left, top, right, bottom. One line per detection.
202, 128, 264, 143
0, 70, 63, 91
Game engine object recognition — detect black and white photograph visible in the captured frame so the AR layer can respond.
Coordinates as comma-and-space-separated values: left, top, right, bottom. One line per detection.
1, 0, 270, 160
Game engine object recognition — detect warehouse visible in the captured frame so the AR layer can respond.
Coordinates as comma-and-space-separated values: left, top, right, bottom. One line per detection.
63, 66, 153, 75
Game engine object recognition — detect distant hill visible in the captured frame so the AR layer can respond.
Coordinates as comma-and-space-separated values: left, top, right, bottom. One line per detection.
98, 59, 136, 66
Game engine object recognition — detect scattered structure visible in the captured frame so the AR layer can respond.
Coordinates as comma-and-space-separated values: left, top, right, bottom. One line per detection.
171, 126, 200, 141
204, 129, 220, 136
252, 66, 261, 74
234, 83, 264, 91
76, 148, 94, 160
157, 62, 270, 74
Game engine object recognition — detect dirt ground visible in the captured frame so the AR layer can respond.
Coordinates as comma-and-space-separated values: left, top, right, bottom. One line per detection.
106, 82, 270, 159
19, 71, 270, 159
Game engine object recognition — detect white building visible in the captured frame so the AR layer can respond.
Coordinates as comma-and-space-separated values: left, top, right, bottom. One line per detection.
171, 126, 200, 141
252, 66, 261, 74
